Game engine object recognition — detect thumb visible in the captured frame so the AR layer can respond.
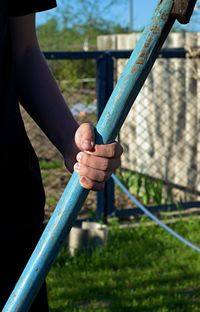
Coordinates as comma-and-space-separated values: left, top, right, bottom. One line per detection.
75, 122, 95, 151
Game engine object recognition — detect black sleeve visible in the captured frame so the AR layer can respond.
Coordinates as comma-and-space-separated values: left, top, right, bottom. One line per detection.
7, 0, 57, 16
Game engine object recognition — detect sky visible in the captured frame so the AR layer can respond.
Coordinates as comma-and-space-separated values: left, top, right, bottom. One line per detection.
36, 0, 200, 32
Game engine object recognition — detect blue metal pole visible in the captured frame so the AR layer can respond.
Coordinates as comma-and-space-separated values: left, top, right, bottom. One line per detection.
96, 52, 115, 221
3, 0, 175, 310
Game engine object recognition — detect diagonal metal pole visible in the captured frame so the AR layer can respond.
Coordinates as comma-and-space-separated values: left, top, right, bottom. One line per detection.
3, 0, 197, 310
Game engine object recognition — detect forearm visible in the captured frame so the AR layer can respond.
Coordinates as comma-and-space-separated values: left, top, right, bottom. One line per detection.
9, 14, 123, 191
13, 46, 79, 170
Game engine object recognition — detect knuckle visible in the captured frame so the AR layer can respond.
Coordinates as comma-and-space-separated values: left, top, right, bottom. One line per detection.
110, 146, 116, 158
80, 166, 87, 176
115, 143, 123, 157
81, 153, 89, 164
114, 159, 121, 170
110, 142, 123, 158
99, 171, 107, 182
102, 159, 109, 170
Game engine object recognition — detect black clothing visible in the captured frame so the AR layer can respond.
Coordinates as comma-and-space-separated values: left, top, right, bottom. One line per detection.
0, 0, 57, 310
7, 0, 57, 16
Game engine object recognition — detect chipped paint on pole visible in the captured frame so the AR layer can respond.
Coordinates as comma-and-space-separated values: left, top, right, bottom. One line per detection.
3, 0, 197, 311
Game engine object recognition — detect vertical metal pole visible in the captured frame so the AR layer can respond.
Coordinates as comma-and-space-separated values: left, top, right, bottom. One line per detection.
96, 52, 115, 221
129, 0, 133, 32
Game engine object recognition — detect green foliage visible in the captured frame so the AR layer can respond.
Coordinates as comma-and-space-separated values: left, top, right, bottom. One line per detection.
55, 0, 128, 39
36, 1, 128, 96
39, 159, 63, 170
47, 218, 200, 311
46, 196, 58, 208
116, 169, 170, 206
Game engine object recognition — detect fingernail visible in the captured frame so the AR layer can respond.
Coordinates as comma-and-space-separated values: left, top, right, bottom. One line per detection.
77, 152, 83, 162
81, 140, 94, 151
74, 162, 80, 172
80, 177, 90, 189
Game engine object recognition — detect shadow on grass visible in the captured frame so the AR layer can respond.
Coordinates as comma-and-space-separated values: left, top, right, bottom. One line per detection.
48, 221, 200, 312
49, 270, 200, 312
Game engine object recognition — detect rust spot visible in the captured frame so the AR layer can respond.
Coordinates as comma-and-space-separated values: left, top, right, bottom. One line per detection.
136, 59, 144, 65
133, 48, 146, 66
152, 16, 159, 23
160, 12, 168, 20
144, 35, 153, 49
131, 64, 139, 73
139, 51, 146, 58
150, 25, 161, 34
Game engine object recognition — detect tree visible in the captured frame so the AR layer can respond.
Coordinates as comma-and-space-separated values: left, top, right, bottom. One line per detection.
53, 0, 128, 48
36, 1, 128, 99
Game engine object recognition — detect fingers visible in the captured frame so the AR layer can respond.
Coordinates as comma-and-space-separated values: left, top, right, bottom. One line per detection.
74, 157, 111, 191
73, 123, 123, 191
79, 177, 105, 191
74, 162, 112, 182
75, 122, 95, 151
75, 151, 121, 172
73, 142, 123, 191
86, 142, 123, 159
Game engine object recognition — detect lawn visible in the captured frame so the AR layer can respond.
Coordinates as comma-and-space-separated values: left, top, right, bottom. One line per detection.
47, 217, 200, 312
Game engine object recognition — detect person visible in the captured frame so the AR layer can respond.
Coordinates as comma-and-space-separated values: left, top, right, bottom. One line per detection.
0, 0, 123, 311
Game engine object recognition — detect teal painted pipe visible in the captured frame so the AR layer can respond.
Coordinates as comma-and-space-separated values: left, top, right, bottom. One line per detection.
3, 1, 176, 311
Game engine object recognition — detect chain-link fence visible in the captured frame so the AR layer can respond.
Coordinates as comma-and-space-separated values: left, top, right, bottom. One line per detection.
116, 33, 200, 216
118, 52, 200, 209
21, 43, 200, 222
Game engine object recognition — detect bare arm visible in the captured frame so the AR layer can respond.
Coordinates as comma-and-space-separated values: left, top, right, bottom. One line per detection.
9, 14, 79, 171
9, 14, 123, 190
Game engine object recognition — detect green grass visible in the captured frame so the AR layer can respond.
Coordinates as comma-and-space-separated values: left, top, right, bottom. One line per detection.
47, 218, 200, 312
115, 169, 171, 206
39, 159, 64, 170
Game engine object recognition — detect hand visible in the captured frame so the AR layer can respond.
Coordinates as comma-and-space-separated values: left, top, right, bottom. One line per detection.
73, 123, 123, 191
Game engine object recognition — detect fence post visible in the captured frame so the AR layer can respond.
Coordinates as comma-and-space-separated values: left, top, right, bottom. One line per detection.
96, 52, 115, 222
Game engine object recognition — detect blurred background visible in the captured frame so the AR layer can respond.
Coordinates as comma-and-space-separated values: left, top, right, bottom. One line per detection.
18, 2, 200, 311
20, 0, 200, 223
